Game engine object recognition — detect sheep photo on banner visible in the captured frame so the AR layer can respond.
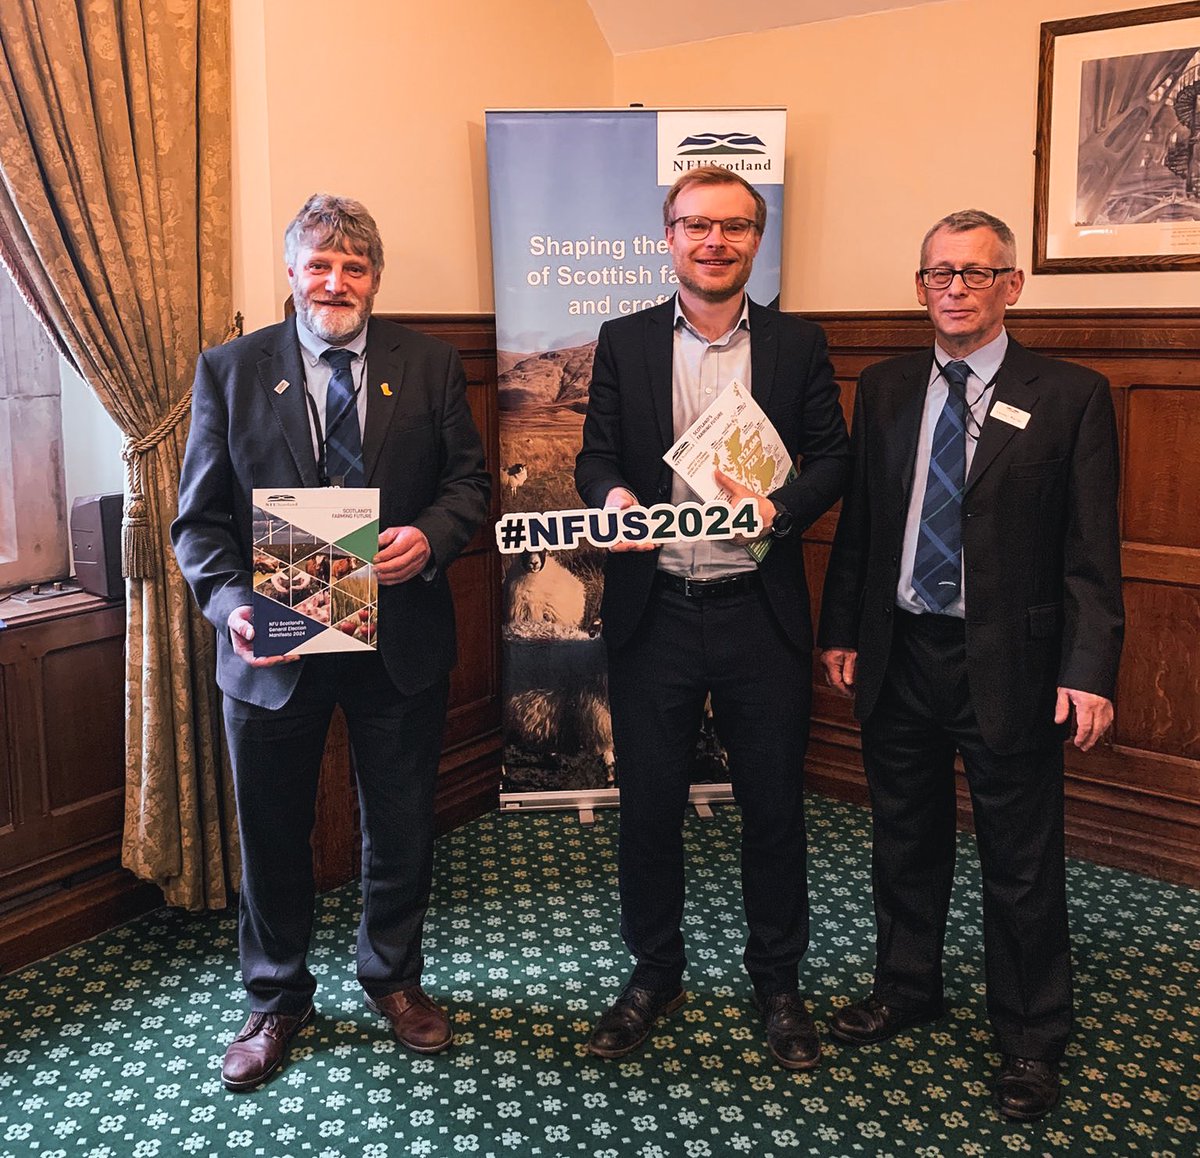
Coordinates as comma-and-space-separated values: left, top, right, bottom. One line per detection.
486, 107, 787, 803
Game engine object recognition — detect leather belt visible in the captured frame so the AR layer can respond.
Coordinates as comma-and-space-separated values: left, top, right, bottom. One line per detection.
655, 571, 760, 599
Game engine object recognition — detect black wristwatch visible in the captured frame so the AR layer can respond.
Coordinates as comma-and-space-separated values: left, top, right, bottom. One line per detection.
769, 503, 794, 538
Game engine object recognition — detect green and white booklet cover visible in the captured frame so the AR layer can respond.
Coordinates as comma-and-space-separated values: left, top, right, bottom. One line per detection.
250, 487, 379, 657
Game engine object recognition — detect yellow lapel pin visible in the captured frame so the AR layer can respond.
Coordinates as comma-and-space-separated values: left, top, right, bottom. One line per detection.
380, 382, 393, 397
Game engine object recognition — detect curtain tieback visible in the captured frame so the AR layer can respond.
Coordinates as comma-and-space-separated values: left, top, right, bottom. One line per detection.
120, 388, 193, 580
117, 317, 241, 580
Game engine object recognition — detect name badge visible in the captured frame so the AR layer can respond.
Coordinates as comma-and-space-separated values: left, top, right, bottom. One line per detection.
991, 401, 1030, 429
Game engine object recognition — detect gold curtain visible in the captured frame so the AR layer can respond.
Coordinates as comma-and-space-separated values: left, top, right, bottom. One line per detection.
0, 0, 238, 909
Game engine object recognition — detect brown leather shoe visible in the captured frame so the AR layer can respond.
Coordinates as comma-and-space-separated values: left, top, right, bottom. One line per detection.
828, 993, 942, 1046
366, 987, 453, 1054
587, 984, 687, 1059
221, 1004, 314, 1091
758, 992, 821, 1071
994, 1055, 1061, 1121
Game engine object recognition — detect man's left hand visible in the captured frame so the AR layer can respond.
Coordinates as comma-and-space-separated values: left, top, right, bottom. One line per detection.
1055, 687, 1114, 751
714, 469, 774, 540
374, 525, 431, 585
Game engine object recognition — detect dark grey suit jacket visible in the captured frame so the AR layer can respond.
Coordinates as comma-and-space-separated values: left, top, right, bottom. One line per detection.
817, 338, 1124, 754
172, 316, 490, 708
575, 296, 850, 651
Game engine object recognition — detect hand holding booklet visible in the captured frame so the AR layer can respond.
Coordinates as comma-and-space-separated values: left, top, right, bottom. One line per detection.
661, 379, 796, 562
250, 487, 380, 658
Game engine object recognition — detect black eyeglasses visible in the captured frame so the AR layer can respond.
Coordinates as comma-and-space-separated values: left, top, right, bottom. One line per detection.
919, 266, 1015, 290
668, 215, 758, 241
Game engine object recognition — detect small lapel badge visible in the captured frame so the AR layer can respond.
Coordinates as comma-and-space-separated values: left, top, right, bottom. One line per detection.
380, 382, 393, 397
274, 379, 290, 395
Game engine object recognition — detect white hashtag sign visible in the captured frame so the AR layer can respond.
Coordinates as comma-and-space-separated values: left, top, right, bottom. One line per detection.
494, 500, 763, 554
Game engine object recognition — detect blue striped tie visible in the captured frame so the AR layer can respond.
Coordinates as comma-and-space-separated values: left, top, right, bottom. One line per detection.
321, 347, 364, 487
912, 360, 970, 613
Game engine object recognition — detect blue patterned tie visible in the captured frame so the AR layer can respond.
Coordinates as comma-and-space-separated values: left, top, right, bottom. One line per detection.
321, 347, 364, 487
912, 360, 970, 613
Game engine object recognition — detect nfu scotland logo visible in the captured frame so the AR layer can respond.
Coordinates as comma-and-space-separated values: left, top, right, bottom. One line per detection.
673, 130, 772, 173
678, 132, 767, 156
656, 110, 785, 185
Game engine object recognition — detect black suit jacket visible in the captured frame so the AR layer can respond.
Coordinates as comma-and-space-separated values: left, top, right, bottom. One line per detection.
172, 317, 490, 708
575, 297, 850, 651
817, 338, 1124, 754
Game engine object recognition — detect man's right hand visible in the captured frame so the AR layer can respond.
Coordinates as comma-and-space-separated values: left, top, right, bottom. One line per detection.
822, 648, 857, 697
228, 606, 300, 667
604, 487, 657, 552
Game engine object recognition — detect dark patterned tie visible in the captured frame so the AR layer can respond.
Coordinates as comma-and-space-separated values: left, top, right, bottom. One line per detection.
912, 360, 970, 613
321, 347, 364, 487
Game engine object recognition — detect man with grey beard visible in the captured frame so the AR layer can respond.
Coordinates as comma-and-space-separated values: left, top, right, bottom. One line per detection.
173, 193, 490, 1090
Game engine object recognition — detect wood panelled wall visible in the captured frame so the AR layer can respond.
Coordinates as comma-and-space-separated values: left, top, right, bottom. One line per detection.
803, 309, 1200, 887
427, 316, 503, 830
310, 315, 503, 891
0, 600, 162, 972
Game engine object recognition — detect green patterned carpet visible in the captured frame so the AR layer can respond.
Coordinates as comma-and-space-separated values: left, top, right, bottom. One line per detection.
0, 797, 1197, 1157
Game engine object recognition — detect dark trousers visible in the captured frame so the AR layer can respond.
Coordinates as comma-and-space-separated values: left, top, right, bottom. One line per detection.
606, 582, 812, 997
223, 652, 448, 1014
860, 609, 1071, 1061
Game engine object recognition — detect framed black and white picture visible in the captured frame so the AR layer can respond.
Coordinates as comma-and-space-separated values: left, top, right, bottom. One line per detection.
1034, 2, 1200, 272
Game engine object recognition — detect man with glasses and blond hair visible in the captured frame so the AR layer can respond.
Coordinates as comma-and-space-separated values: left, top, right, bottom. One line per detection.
575, 165, 849, 1070
818, 209, 1123, 1120
173, 193, 489, 1090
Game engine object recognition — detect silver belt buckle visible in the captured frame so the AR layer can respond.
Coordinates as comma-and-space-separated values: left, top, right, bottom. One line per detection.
683, 575, 699, 598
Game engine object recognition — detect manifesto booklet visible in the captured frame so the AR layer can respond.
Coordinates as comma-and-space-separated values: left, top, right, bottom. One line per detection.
251, 487, 379, 657
662, 379, 796, 563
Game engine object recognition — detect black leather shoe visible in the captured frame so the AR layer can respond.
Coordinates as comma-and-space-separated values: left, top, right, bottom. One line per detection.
994, 1055, 1061, 1121
587, 984, 686, 1058
827, 993, 941, 1046
757, 991, 820, 1071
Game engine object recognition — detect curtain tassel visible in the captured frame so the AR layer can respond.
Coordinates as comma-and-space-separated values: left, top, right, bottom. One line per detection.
121, 388, 194, 579
121, 486, 154, 579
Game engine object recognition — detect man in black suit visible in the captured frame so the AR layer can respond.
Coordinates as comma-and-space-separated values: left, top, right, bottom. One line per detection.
818, 209, 1123, 1120
575, 166, 849, 1070
172, 194, 490, 1090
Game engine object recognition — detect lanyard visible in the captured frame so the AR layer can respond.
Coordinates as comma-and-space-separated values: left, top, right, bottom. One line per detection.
301, 354, 366, 487
931, 356, 999, 442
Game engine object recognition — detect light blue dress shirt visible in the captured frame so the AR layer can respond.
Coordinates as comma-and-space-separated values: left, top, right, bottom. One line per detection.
896, 329, 1008, 618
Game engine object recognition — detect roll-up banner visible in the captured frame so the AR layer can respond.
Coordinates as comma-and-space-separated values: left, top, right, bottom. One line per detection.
486, 107, 786, 809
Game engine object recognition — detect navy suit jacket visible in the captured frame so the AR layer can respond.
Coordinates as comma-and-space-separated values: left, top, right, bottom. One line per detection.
575, 296, 850, 651
172, 316, 490, 708
817, 338, 1124, 754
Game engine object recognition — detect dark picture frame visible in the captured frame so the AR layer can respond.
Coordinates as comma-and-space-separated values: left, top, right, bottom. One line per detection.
1034, 2, 1200, 273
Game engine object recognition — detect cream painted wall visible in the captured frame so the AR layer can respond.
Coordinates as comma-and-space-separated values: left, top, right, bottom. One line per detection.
231, 0, 276, 334
232, 0, 612, 330
233, 0, 1200, 320
612, 0, 1200, 311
